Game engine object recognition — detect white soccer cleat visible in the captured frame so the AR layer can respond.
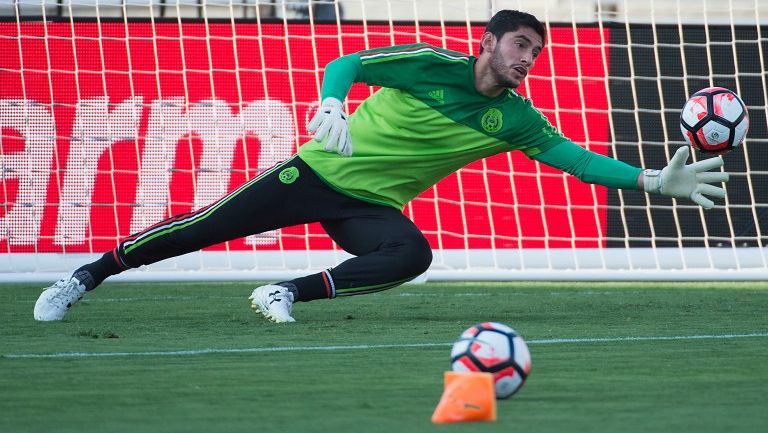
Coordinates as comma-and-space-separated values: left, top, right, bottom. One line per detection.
33, 276, 87, 321
249, 284, 296, 323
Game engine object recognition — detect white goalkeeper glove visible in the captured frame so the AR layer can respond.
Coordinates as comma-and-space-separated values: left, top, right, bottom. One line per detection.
643, 146, 729, 209
307, 97, 353, 157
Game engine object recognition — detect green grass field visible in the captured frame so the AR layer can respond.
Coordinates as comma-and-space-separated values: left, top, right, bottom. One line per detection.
1, 281, 767, 433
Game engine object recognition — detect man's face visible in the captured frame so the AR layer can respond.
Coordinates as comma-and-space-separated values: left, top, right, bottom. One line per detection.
487, 27, 543, 89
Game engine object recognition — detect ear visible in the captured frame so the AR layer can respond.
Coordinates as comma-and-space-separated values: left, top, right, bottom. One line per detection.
480, 32, 496, 54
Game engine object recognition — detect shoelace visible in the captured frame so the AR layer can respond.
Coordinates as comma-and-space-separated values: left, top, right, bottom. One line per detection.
49, 279, 83, 306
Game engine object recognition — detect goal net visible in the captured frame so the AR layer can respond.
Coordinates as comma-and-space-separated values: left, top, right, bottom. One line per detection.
1, 0, 766, 282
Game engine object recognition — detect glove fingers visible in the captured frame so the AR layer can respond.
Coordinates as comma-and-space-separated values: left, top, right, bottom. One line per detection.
669, 146, 690, 168
339, 131, 353, 156
314, 119, 331, 142
310, 98, 350, 154
307, 112, 323, 133
337, 134, 348, 156
326, 123, 342, 151
690, 192, 715, 209
689, 156, 724, 173
696, 171, 729, 183
697, 183, 726, 199
323, 139, 335, 153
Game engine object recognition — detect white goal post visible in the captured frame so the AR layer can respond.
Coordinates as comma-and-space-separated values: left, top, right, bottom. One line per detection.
1, 0, 766, 282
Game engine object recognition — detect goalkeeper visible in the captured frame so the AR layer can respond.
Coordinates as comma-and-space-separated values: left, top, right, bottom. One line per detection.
34, 10, 729, 323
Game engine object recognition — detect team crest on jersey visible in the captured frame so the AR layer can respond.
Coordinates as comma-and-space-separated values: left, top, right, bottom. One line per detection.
481, 108, 503, 134
279, 166, 299, 184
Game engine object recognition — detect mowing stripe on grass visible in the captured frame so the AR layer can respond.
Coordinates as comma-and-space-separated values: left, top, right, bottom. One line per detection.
3, 332, 767, 359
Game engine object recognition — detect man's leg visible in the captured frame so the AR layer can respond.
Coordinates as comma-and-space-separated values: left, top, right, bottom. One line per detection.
35, 156, 337, 321
114, 157, 322, 273
250, 205, 432, 323
320, 207, 433, 297
262, 203, 431, 300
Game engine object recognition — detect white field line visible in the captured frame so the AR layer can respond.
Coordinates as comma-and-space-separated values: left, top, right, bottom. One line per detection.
13, 291, 645, 303
3, 332, 767, 360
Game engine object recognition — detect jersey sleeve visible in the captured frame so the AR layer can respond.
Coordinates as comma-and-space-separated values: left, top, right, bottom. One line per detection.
356, 43, 469, 90
512, 98, 570, 157
320, 44, 465, 100
532, 139, 642, 190
321, 53, 363, 101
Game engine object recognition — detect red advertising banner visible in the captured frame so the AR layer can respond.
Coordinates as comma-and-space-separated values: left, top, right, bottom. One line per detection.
0, 21, 609, 254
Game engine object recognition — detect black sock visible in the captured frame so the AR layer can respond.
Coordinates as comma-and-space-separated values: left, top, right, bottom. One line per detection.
276, 282, 300, 301
279, 271, 332, 302
74, 251, 125, 291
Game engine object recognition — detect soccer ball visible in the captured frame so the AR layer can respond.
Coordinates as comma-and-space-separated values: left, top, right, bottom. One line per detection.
679, 87, 749, 155
450, 322, 531, 399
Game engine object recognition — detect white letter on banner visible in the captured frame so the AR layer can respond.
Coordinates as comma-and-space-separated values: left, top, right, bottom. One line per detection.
55, 96, 143, 245
188, 99, 243, 212
124, 99, 294, 246
129, 98, 188, 233
240, 100, 294, 246
182, 99, 294, 246
0, 99, 56, 245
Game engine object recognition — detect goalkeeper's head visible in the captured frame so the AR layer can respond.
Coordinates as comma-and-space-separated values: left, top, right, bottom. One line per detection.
478, 10, 545, 90
480, 10, 546, 55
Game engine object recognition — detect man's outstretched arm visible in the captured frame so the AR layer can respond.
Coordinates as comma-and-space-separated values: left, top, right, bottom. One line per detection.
533, 140, 728, 209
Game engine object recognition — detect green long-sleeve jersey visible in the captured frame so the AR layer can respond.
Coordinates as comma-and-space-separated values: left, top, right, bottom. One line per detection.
297, 43, 641, 210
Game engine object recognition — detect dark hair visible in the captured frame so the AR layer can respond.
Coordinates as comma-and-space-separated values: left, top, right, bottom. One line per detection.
480, 10, 546, 53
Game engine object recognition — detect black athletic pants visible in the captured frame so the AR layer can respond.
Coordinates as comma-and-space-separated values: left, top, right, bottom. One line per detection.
111, 156, 432, 301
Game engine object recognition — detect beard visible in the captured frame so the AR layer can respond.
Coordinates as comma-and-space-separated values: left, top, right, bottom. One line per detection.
489, 45, 520, 89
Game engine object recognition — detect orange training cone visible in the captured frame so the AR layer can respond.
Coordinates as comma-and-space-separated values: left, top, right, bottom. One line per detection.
431, 371, 497, 424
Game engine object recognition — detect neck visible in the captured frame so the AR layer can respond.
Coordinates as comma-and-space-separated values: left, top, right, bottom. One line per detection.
474, 55, 505, 97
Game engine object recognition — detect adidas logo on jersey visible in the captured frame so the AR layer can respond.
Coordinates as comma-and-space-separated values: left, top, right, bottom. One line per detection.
428, 89, 445, 104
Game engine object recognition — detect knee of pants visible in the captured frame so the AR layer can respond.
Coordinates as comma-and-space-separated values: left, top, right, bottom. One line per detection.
385, 232, 433, 278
